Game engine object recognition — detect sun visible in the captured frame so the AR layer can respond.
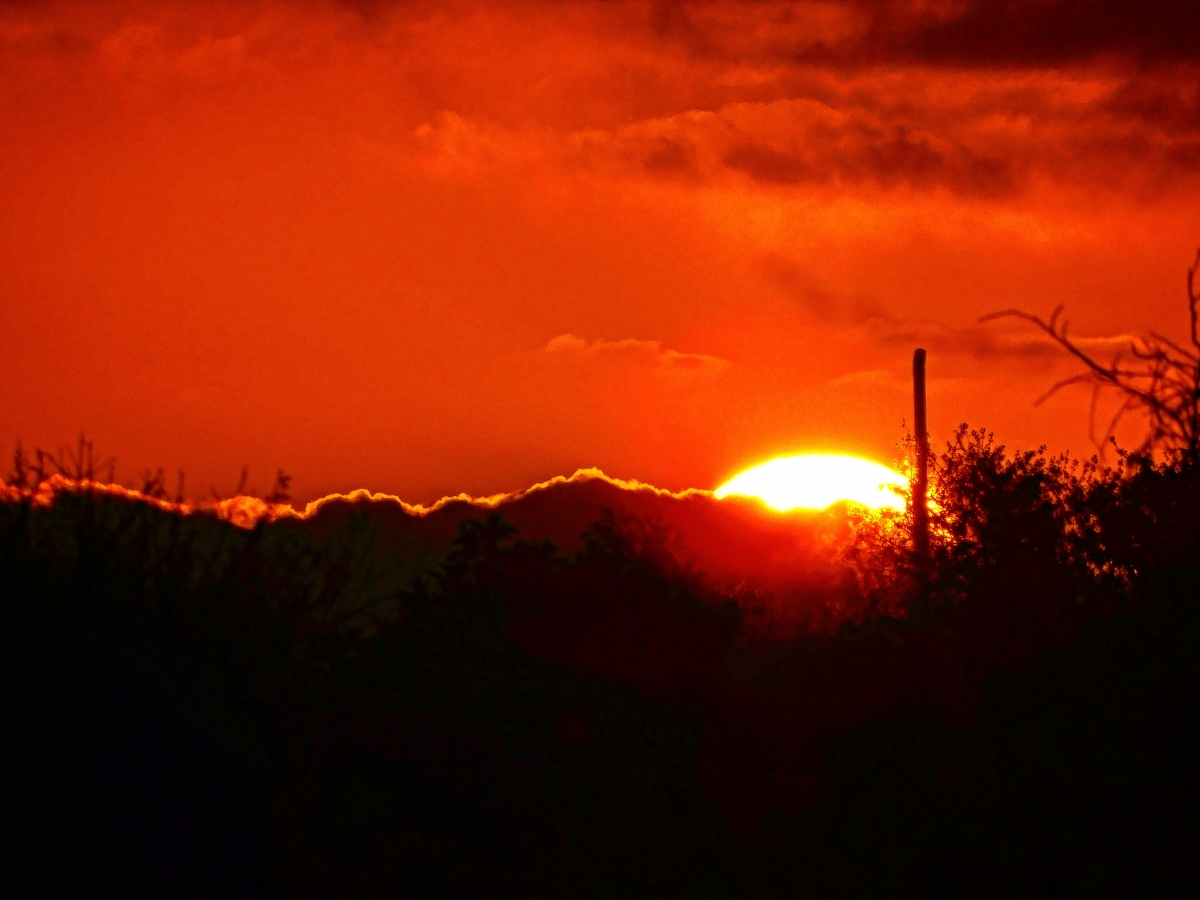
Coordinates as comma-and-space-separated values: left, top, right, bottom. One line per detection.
714, 454, 907, 512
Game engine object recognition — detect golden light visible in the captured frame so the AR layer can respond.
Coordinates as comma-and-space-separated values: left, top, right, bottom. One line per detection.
714, 454, 908, 512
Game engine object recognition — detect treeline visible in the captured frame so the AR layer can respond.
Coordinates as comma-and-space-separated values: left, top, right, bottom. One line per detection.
3, 431, 1199, 897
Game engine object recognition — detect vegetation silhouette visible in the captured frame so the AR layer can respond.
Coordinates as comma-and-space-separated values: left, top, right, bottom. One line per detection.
5, 258, 1200, 896
982, 249, 1200, 463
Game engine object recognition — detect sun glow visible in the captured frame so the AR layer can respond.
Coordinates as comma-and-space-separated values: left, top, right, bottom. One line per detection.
715, 454, 907, 512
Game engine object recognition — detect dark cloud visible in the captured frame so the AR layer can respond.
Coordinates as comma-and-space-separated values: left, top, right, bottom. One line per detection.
642, 136, 695, 173
761, 263, 1141, 366
1101, 71, 1200, 135
625, 1, 1200, 72
762, 255, 886, 324
851, 123, 1017, 195
637, 3, 1200, 193
861, 315, 1137, 364
872, 0, 1200, 69
723, 141, 807, 184
722, 125, 1017, 196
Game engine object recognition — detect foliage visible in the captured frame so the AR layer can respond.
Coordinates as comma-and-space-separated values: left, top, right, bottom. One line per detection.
4, 426, 1200, 897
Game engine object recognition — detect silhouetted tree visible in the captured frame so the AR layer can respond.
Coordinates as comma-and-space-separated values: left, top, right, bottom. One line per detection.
982, 249, 1200, 464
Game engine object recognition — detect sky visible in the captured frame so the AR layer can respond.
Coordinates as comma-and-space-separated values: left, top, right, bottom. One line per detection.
2, 0, 1197, 504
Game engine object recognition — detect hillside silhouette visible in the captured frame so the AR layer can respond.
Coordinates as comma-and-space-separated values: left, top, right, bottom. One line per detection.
296, 469, 866, 640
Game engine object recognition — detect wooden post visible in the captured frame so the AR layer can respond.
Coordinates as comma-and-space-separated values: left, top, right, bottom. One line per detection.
912, 348, 930, 570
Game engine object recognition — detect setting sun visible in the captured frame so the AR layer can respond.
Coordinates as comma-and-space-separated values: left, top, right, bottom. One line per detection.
714, 454, 908, 512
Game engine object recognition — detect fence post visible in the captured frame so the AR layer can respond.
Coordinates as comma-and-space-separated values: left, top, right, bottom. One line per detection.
913, 348, 930, 574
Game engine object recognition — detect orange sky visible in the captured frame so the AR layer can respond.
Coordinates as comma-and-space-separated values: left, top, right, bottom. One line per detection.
2, 0, 1197, 503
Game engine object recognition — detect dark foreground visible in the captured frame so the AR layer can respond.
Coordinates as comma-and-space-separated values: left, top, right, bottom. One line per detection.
4, 435, 1200, 898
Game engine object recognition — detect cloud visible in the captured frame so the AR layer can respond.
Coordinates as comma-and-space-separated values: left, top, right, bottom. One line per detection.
641, 136, 695, 175
820, 368, 903, 391
408, 96, 1029, 197
761, 254, 886, 324
661, 1, 1200, 71
404, 64, 1200, 200
860, 316, 1140, 363
860, 0, 1200, 69
543, 334, 731, 375
723, 121, 1016, 195
14, 2, 1195, 200
723, 142, 808, 185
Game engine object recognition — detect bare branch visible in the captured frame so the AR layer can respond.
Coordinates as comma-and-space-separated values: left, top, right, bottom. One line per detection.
1148, 330, 1199, 363
1033, 372, 1094, 406
982, 249, 1200, 462
1189, 247, 1200, 354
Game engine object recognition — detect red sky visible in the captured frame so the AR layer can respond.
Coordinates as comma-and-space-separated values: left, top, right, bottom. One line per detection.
2, 0, 1197, 504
